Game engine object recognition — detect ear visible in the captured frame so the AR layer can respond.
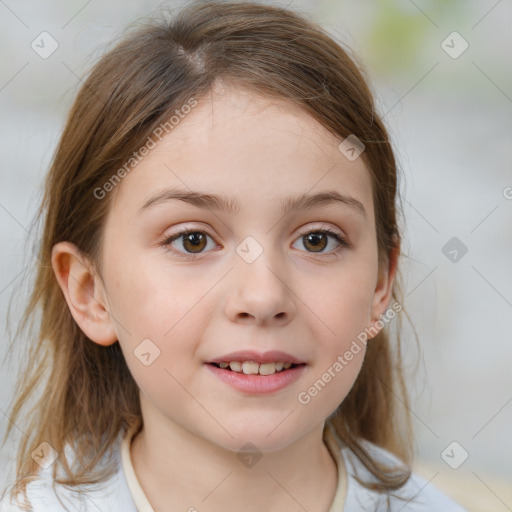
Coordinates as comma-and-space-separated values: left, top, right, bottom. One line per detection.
51, 241, 117, 346
367, 241, 400, 339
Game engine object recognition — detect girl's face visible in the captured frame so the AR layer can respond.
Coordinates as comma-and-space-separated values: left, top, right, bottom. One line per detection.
97, 83, 394, 452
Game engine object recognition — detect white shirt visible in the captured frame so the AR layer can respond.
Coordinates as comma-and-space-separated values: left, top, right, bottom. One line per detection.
1, 424, 468, 511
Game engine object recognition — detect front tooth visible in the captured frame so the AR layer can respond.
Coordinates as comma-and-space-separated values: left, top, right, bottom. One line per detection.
259, 362, 276, 375
275, 362, 284, 371
229, 361, 242, 372
242, 361, 259, 375
283, 362, 292, 369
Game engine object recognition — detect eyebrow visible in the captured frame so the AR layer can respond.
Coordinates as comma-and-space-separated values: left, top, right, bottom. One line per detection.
138, 187, 366, 218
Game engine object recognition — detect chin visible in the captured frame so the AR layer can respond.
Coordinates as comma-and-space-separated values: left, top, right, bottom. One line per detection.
210, 423, 304, 454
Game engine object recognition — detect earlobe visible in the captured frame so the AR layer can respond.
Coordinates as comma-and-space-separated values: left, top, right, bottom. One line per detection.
368, 243, 400, 339
51, 241, 118, 346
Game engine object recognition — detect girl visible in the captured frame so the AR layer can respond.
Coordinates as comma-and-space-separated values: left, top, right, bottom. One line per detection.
1, 1, 467, 510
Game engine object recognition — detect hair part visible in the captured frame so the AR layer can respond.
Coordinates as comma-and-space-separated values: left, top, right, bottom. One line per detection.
2, 0, 413, 504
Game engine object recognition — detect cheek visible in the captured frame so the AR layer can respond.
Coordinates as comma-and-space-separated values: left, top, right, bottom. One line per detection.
297, 274, 371, 415
106, 246, 203, 334
296, 249, 376, 409
305, 256, 378, 347
105, 268, 209, 408
102, 246, 212, 381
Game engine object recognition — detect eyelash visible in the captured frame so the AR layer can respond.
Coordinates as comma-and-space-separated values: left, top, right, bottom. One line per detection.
159, 226, 349, 260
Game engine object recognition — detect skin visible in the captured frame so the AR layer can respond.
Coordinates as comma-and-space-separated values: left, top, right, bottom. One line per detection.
52, 82, 398, 512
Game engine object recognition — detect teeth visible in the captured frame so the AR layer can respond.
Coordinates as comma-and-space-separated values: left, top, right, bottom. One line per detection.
218, 361, 296, 375
242, 362, 259, 375
229, 361, 242, 372
258, 362, 276, 375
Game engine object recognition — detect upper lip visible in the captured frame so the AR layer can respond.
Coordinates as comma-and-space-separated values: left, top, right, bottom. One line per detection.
207, 350, 305, 365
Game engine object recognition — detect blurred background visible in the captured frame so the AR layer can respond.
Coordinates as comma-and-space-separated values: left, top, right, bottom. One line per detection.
0, 1, 510, 510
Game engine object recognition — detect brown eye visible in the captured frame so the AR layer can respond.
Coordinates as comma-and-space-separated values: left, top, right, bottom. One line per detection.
302, 232, 328, 252
182, 232, 207, 253
292, 229, 347, 254
162, 229, 216, 258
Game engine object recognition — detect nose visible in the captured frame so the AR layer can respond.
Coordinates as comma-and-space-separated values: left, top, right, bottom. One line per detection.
224, 246, 296, 326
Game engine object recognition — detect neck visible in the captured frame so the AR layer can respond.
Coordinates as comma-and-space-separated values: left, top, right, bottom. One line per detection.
130, 405, 339, 512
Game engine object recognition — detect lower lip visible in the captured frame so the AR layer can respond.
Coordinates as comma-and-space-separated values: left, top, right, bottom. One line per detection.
205, 364, 306, 394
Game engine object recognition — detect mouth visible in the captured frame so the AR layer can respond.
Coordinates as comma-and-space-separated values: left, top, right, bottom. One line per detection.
205, 358, 307, 394
207, 361, 305, 376
205, 350, 307, 393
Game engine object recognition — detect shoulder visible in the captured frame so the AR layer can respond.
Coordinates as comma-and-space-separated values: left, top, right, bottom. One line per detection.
341, 441, 468, 512
0, 432, 136, 512
0, 475, 86, 511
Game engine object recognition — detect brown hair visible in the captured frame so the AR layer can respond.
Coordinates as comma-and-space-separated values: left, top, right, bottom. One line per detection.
2, 0, 413, 505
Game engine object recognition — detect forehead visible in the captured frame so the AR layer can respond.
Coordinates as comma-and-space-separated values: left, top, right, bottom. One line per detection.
109, 85, 374, 221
